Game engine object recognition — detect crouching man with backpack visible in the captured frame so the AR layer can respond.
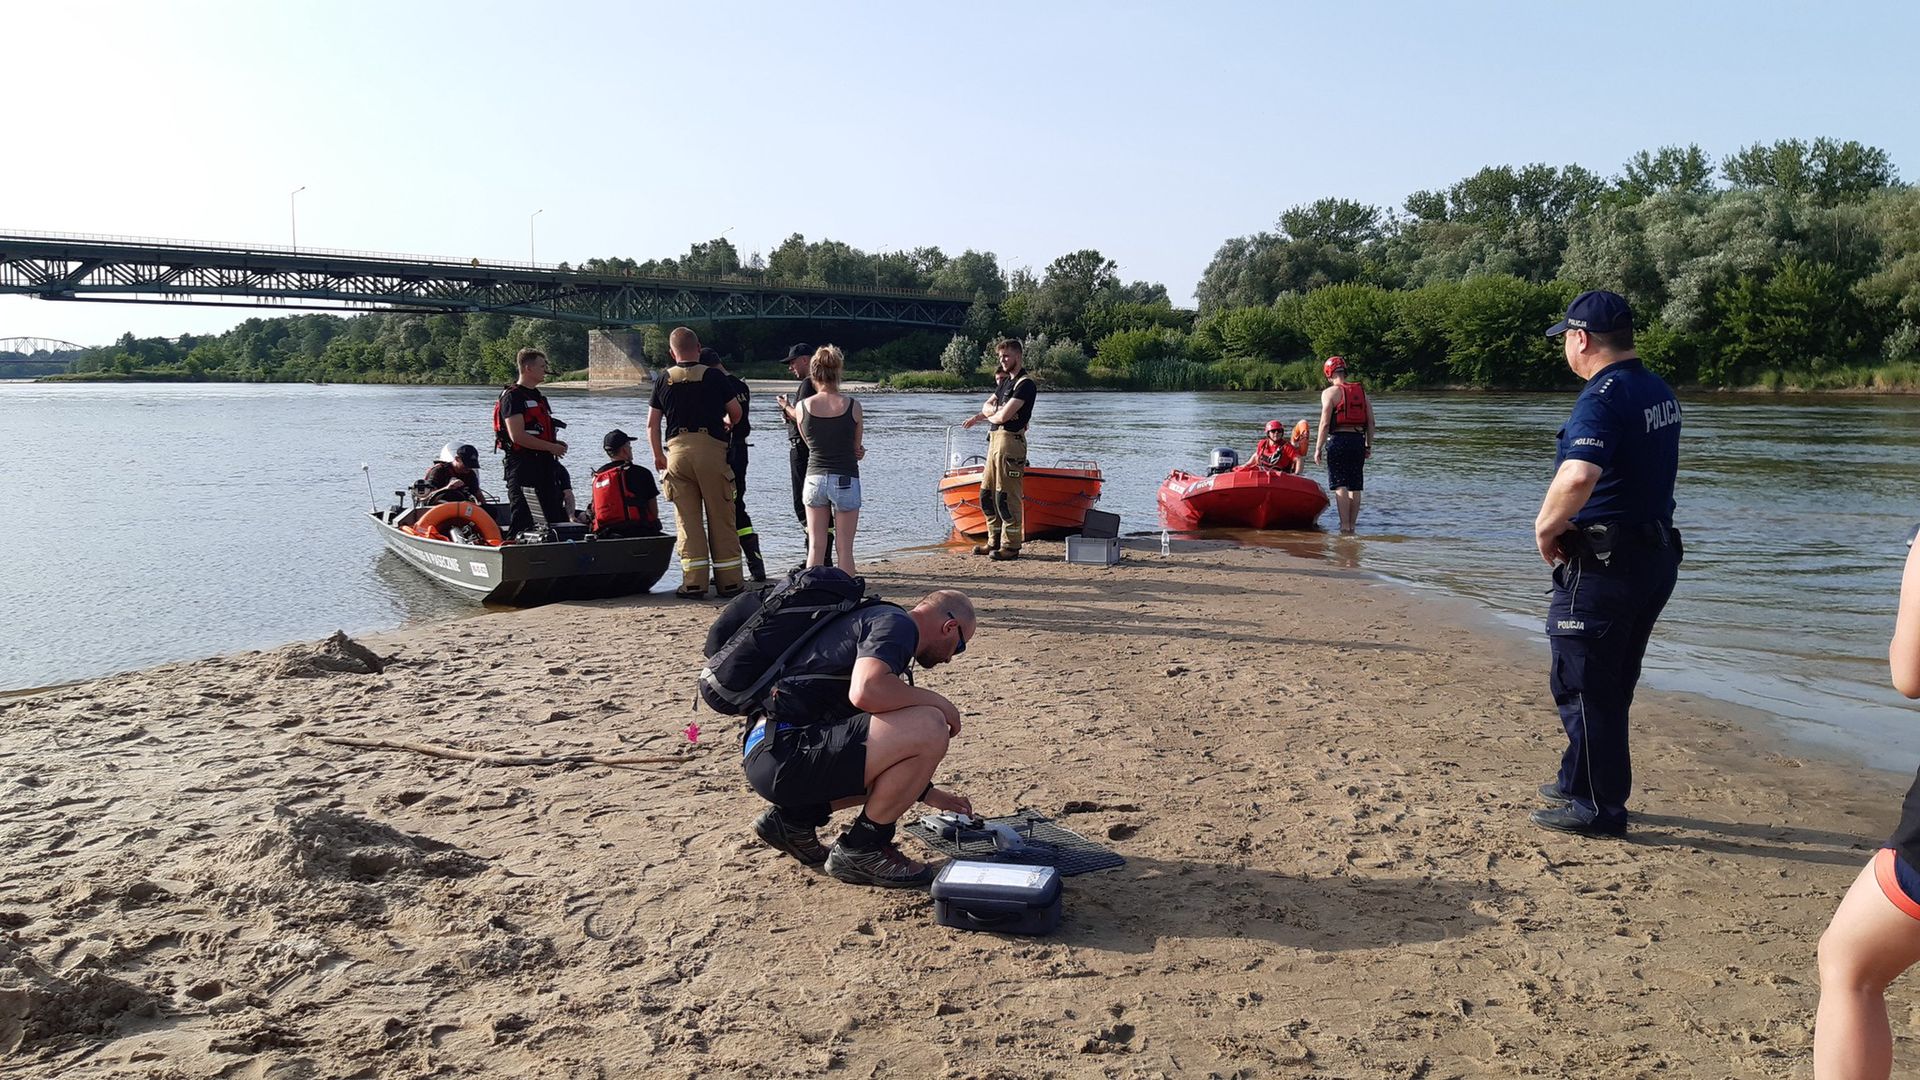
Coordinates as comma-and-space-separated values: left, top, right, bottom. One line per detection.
704, 568, 978, 887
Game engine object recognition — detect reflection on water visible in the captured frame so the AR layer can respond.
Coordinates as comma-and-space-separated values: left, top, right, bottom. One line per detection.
9, 382, 1920, 769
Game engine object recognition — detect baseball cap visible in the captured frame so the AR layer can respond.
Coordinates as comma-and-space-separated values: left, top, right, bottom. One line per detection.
603, 428, 635, 453
699, 346, 720, 366
1546, 290, 1633, 337
784, 343, 816, 362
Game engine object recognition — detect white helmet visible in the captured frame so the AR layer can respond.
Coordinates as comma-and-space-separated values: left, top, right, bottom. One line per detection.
437, 443, 458, 464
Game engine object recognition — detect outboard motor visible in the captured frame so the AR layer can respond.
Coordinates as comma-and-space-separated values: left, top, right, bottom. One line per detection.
1207, 447, 1239, 476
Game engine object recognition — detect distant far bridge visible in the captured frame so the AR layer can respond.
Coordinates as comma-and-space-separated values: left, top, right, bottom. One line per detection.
0, 336, 84, 356
0, 232, 973, 331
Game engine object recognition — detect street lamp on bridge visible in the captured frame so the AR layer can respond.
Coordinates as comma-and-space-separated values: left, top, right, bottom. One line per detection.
530, 209, 544, 265
290, 186, 306, 251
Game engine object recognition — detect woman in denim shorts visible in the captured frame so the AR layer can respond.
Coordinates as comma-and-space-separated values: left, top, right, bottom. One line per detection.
796, 344, 865, 574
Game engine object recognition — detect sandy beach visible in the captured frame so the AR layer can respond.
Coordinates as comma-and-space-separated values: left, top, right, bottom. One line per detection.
1, 541, 1909, 1078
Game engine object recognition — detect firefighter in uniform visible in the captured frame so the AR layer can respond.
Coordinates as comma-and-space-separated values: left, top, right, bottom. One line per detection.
1531, 290, 1683, 839
648, 328, 745, 598
960, 338, 1036, 561
704, 347, 768, 582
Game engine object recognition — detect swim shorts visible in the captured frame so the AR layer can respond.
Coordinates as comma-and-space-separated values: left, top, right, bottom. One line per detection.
1325, 430, 1367, 492
1876, 847, 1920, 921
742, 712, 871, 808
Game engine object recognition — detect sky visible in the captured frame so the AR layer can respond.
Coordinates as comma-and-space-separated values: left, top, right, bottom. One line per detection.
3, 0, 1917, 348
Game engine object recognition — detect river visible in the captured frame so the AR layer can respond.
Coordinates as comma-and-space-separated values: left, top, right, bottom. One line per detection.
7, 381, 1918, 768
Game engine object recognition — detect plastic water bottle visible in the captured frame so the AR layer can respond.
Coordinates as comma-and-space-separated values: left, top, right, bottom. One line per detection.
1160, 529, 1170, 556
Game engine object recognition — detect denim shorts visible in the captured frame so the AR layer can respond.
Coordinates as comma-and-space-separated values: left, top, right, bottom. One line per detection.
802, 473, 862, 511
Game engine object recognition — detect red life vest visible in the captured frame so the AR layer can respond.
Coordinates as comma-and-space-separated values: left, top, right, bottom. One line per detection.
1252, 438, 1294, 470
492, 385, 557, 452
591, 461, 655, 531
1333, 381, 1371, 428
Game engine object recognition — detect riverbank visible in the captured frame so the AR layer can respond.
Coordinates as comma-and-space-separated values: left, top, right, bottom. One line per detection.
2, 543, 1903, 1077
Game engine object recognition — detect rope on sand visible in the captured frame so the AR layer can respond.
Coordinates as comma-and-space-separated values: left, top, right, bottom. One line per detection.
307, 733, 693, 768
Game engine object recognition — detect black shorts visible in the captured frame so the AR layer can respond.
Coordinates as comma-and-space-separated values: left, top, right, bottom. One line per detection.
742, 713, 871, 808
1326, 430, 1367, 492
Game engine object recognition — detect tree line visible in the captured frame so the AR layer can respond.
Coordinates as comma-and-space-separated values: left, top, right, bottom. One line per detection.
51, 136, 1919, 392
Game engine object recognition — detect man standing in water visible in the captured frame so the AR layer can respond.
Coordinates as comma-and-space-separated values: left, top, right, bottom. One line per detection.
1531, 290, 1682, 838
1312, 356, 1374, 533
648, 328, 745, 599
961, 338, 1036, 561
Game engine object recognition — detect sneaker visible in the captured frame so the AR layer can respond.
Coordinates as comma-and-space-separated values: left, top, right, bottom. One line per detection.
1530, 805, 1626, 838
752, 808, 830, 866
824, 840, 937, 888
989, 546, 1021, 561
971, 543, 998, 556
1538, 782, 1571, 806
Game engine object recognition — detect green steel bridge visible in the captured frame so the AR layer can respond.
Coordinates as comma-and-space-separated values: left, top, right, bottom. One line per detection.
0, 232, 973, 330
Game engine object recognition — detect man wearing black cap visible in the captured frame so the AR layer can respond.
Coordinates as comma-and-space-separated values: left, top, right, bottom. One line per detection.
776, 343, 832, 564
589, 429, 662, 538
705, 347, 768, 582
1531, 290, 1683, 839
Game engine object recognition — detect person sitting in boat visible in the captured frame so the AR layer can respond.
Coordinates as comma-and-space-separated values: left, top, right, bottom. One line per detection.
1251, 421, 1302, 475
590, 429, 663, 538
422, 444, 486, 503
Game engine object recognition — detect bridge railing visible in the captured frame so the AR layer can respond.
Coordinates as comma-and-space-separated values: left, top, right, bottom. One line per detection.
0, 229, 975, 303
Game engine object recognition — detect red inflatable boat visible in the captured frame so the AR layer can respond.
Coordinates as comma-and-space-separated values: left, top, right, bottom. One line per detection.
1158, 467, 1329, 530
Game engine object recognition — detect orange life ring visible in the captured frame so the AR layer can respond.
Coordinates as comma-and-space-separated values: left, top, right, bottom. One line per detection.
409, 501, 504, 546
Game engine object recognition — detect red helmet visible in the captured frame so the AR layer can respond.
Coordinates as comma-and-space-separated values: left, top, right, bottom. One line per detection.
1323, 355, 1346, 378
1265, 419, 1285, 434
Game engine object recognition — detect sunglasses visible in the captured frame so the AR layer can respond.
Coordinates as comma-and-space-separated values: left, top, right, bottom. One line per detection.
946, 611, 968, 654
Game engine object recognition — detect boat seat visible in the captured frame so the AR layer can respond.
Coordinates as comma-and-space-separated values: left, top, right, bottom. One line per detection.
520, 486, 588, 541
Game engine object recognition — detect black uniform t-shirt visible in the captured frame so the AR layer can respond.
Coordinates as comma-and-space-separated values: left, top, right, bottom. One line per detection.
723, 373, 753, 443
649, 363, 733, 442
785, 376, 819, 447
991, 374, 1037, 434
498, 384, 557, 454
764, 605, 918, 726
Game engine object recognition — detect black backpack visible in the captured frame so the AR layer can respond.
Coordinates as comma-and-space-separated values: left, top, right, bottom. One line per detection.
699, 567, 891, 716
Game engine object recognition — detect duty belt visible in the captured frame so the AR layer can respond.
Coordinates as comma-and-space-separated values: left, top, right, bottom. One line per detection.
1564, 521, 1679, 563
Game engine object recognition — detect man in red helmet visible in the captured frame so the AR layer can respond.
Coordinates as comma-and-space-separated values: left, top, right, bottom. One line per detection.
1312, 356, 1375, 533
1251, 420, 1301, 474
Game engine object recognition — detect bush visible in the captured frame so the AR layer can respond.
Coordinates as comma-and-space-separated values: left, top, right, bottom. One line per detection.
1442, 275, 1574, 388
887, 370, 970, 390
939, 334, 976, 376
1202, 306, 1307, 363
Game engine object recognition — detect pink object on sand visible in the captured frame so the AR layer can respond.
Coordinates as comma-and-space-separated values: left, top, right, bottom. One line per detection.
683, 723, 701, 743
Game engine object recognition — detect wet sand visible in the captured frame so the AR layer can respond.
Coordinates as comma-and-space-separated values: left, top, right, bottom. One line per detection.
0, 542, 1908, 1078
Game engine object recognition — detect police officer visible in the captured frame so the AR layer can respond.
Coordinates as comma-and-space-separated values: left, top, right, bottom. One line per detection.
777, 342, 833, 567
1531, 290, 1682, 838
703, 347, 768, 582
647, 328, 745, 599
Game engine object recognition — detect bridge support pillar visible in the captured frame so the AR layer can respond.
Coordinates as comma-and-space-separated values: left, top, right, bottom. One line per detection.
587, 329, 651, 386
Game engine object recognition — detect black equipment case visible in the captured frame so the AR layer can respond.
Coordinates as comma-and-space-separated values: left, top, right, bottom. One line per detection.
931, 860, 1062, 935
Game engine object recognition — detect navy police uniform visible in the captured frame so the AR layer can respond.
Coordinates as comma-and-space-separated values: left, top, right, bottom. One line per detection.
1544, 293, 1683, 833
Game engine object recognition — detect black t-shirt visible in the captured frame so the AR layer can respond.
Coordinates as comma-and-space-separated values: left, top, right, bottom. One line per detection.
765, 605, 918, 726
991, 373, 1037, 434
423, 461, 479, 500
786, 376, 819, 446
649, 363, 733, 442
499, 385, 556, 448
724, 374, 753, 442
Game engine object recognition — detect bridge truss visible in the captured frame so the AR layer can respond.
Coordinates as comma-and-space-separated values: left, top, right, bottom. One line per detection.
0, 336, 84, 356
0, 234, 972, 330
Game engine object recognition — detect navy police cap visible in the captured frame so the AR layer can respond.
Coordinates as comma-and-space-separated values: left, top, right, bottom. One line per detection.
1545, 290, 1633, 337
